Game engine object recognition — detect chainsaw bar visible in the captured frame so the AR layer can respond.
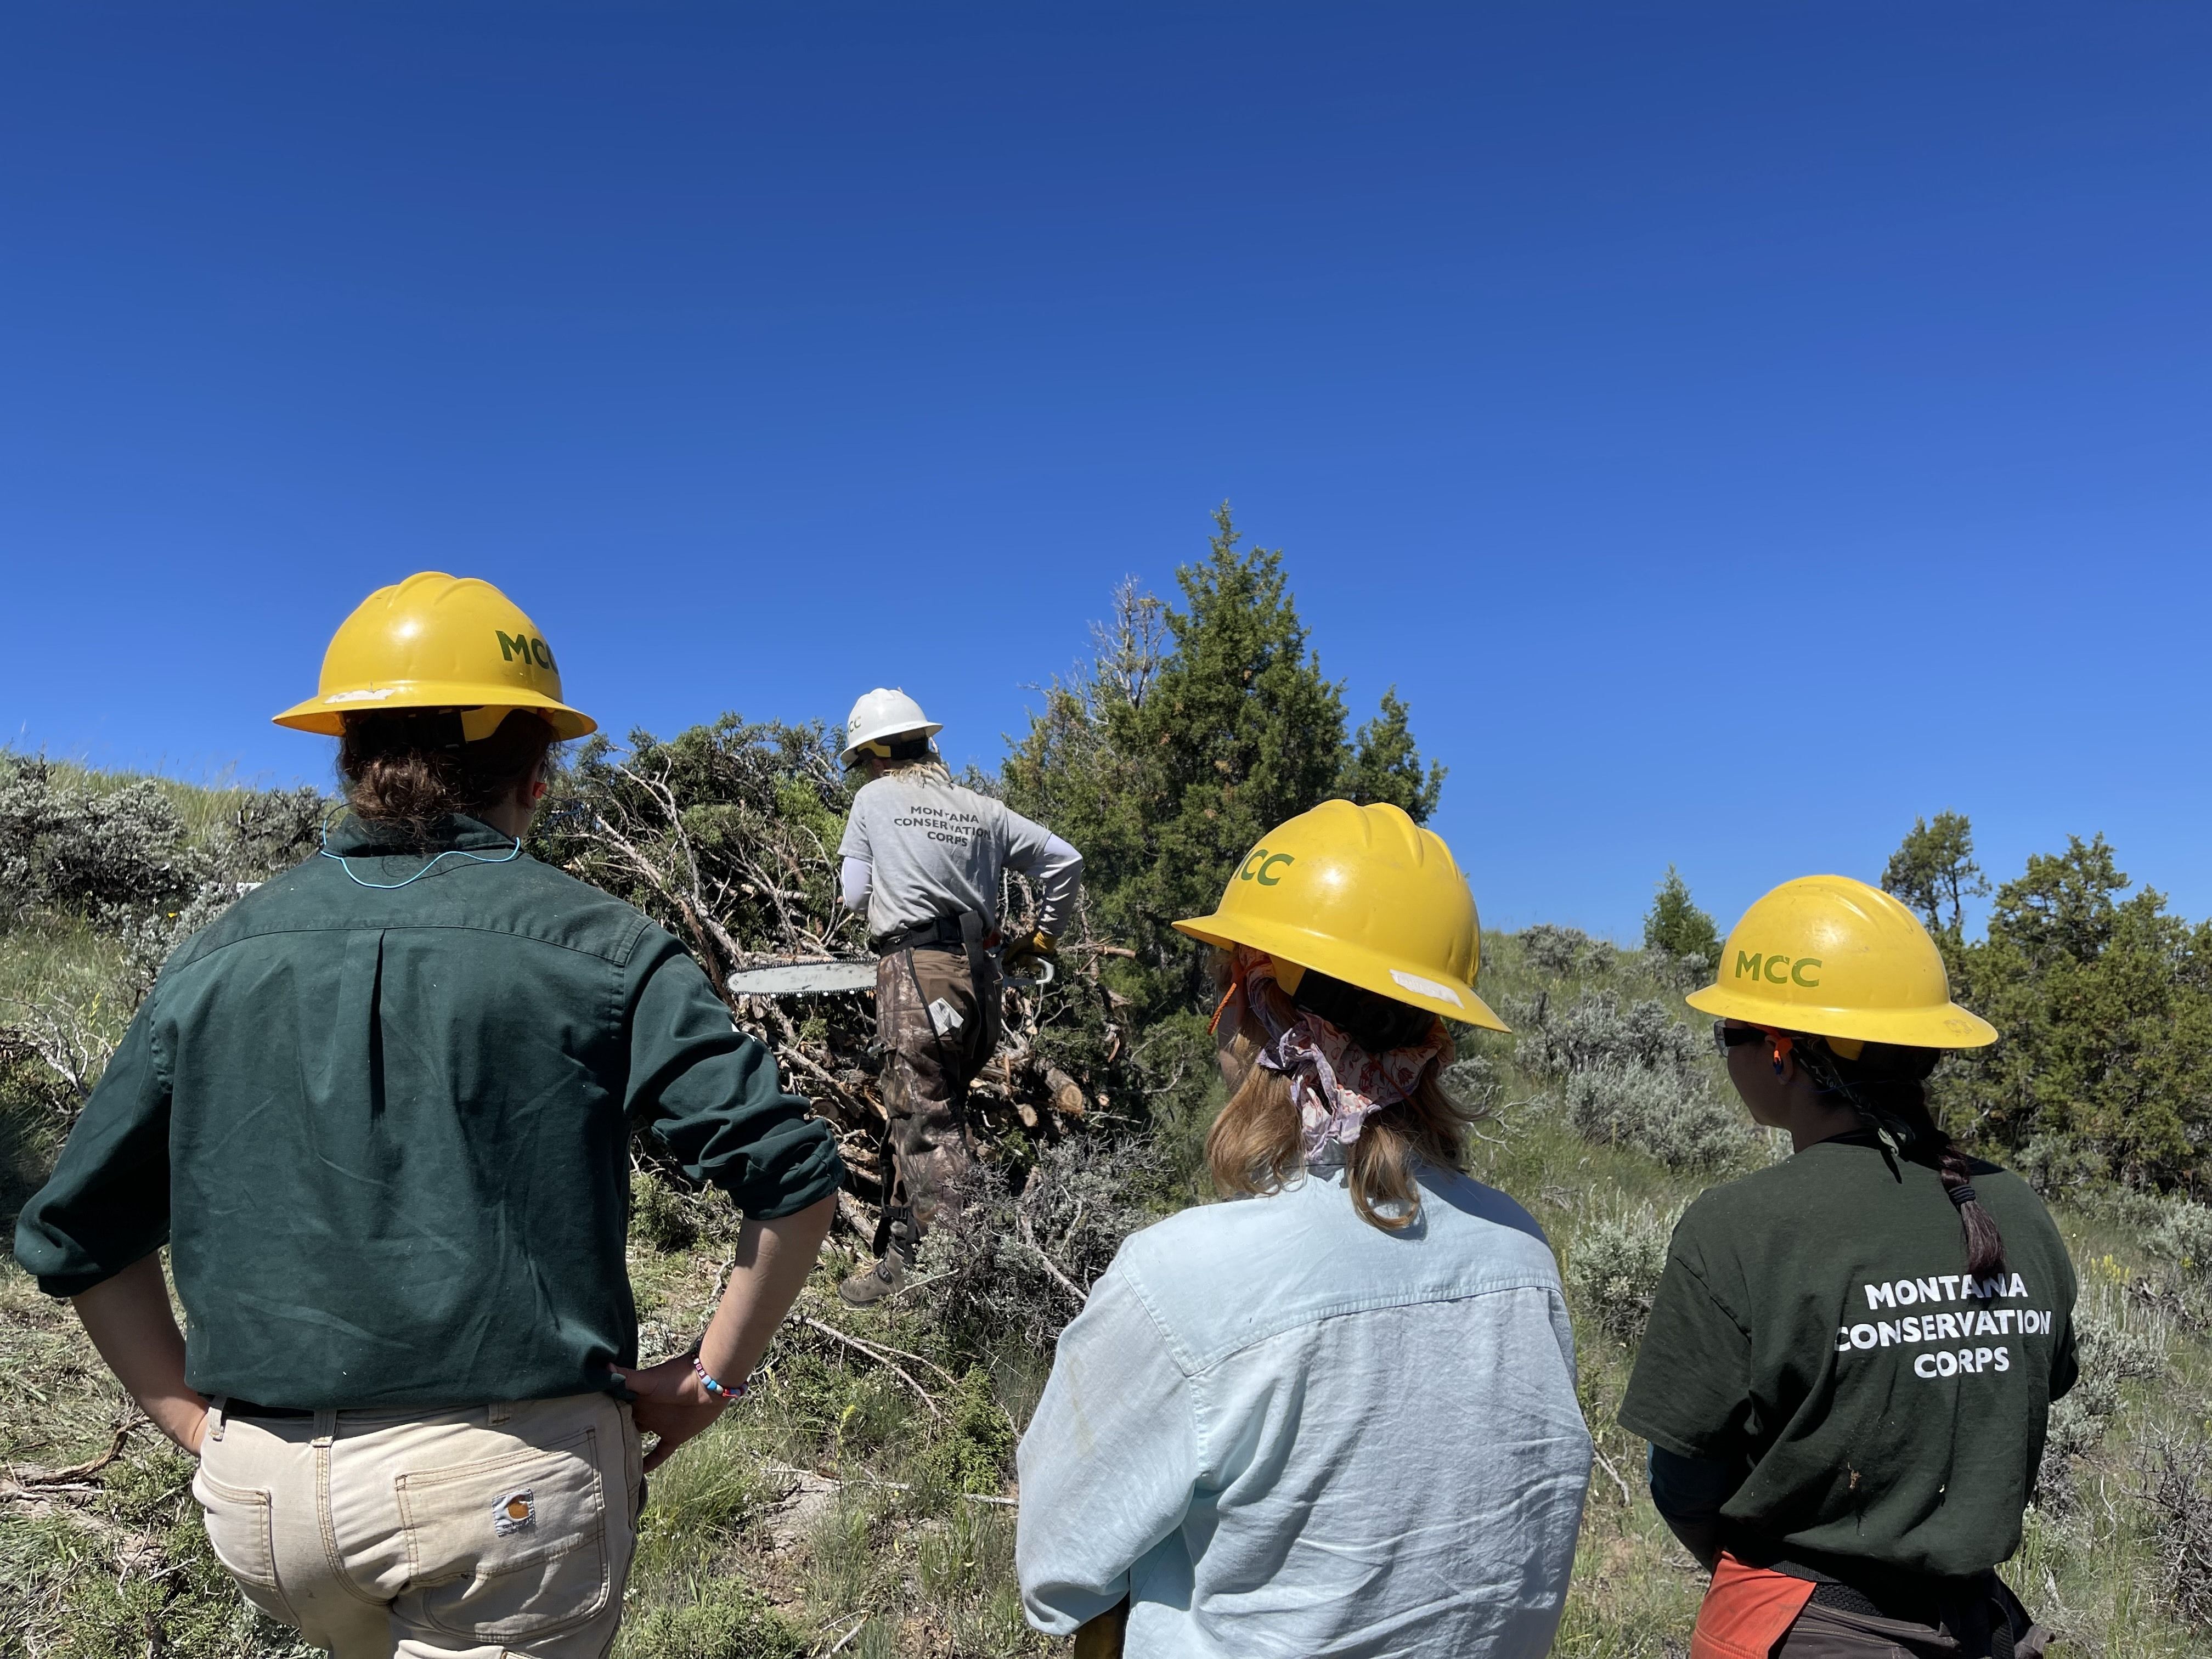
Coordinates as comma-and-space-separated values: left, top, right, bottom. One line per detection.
727, 955, 1056, 998
727, 959, 877, 997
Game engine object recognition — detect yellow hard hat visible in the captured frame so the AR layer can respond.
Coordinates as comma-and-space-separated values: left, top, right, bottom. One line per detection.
1686, 874, 1996, 1049
273, 572, 596, 742
1173, 799, 1507, 1031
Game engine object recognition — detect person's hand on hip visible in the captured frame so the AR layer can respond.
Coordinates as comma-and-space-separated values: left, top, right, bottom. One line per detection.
612, 1355, 729, 1471
613, 1193, 836, 1472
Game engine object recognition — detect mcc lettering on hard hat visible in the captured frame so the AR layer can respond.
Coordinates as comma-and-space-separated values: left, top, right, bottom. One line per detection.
1686, 874, 1996, 1049
841, 687, 943, 763
1173, 799, 1508, 1031
272, 572, 596, 742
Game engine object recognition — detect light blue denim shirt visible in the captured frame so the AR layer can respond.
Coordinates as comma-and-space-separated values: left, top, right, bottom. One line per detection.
1015, 1161, 1592, 1658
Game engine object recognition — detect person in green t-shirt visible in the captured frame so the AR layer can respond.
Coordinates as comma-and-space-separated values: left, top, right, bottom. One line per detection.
1618, 875, 2076, 1659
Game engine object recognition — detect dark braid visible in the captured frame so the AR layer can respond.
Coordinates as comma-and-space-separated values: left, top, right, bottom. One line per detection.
1797, 1039, 2006, 1278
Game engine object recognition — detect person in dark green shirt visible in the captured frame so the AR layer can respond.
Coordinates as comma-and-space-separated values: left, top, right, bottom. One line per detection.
15, 573, 841, 1659
1620, 876, 2075, 1659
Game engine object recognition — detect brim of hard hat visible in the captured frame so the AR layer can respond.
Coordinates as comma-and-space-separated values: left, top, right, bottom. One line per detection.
1173, 912, 1509, 1032
272, 684, 599, 740
1684, 983, 1999, 1049
838, 721, 944, 762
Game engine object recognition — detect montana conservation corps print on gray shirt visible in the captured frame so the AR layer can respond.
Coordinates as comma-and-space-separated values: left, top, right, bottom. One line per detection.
839, 772, 1080, 941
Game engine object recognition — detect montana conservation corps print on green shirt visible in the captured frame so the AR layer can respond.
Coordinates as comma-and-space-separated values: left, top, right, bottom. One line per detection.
1845, 1266, 2059, 1380
1619, 1133, 2078, 1580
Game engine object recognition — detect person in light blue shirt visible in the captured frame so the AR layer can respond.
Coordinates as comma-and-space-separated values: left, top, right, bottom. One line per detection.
1016, 800, 1592, 1658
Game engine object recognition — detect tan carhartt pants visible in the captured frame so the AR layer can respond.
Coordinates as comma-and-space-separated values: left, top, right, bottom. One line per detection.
191, 1392, 641, 1659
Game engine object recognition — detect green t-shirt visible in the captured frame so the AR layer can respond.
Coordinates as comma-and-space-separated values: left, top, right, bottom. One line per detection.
1618, 1133, 2079, 1581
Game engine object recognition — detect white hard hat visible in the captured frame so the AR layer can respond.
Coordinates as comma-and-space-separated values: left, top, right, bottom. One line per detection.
842, 687, 943, 762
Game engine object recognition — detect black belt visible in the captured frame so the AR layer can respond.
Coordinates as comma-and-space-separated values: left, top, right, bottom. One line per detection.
1764, 1550, 1999, 1631
223, 1398, 492, 1421
224, 1398, 315, 1420
873, 916, 968, 955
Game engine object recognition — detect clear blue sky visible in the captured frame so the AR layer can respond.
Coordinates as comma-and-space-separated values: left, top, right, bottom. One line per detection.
4, 4, 2209, 940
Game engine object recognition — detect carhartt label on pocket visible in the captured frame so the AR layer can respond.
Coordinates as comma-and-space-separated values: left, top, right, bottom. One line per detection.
493, 1489, 535, 1537
926, 998, 964, 1035
395, 1425, 610, 1641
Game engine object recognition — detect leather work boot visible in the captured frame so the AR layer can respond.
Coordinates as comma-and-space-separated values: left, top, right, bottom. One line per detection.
838, 1252, 905, 1307
840, 1206, 917, 1308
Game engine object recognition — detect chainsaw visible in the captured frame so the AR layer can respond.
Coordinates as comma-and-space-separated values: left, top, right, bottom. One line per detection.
726, 946, 1056, 998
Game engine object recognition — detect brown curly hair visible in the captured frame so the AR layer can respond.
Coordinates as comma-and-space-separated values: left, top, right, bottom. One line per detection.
337, 710, 555, 845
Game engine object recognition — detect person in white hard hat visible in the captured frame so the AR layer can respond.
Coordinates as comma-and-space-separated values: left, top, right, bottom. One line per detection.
834, 689, 1084, 1307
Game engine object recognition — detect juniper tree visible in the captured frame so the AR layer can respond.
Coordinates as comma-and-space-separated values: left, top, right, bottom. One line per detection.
1936, 834, 2212, 1184
1336, 688, 1446, 821
1882, 811, 1989, 941
1643, 866, 1720, 968
1010, 504, 1451, 1009
1101, 501, 1351, 1009
1003, 503, 1445, 1143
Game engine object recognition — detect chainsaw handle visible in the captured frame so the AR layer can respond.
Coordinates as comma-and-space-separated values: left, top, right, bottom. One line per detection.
1005, 956, 1056, 990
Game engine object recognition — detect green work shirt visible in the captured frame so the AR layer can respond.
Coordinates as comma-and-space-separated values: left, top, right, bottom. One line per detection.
13, 812, 842, 1409
1618, 1133, 2078, 1581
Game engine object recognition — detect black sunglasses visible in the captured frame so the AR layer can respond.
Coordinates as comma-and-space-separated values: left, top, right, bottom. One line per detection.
1712, 1020, 1766, 1054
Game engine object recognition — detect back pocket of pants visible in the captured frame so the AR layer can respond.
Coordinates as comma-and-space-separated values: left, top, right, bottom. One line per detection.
191, 1462, 296, 1623
393, 1426, 610, 1641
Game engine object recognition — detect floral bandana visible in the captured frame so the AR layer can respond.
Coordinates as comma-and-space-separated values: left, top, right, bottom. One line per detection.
1229, 954, 1453, 1163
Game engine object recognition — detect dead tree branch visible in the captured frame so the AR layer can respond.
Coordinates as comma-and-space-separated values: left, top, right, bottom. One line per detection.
1016, 1210, 1090, 1306
9, 1418, 134, 1488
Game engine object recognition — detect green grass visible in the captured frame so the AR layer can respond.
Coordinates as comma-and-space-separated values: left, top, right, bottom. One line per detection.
0, 915, 127, 1018
6, 775, 2211, 1654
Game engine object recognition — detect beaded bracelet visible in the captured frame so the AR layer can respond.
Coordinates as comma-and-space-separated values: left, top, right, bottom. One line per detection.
692, 1356, 747, 1402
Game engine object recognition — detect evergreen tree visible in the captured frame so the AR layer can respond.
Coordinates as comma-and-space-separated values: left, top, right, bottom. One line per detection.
1011, 505, 1355, 1008
1003, 505, 1444, 1139
1643, 866, 1720, 967
1336, 689, 1446, 822
1104, 504, 1350, 998
1936, 833, 2212, 1186
1882, 811, 1989, 941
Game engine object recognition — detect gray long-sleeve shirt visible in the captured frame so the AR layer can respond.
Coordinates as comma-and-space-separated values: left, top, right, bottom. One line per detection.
837, 773, 1081, 941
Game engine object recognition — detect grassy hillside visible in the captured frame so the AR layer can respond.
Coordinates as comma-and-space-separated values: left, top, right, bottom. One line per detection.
4, 764, 2209, 1657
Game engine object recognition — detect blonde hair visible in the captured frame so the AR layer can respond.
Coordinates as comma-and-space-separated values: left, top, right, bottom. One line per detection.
1205, 962, 1478, 1231
876, 754, 953, 784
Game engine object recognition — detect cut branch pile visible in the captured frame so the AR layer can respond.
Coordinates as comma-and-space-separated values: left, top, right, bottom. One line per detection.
535, 714, 1135, 1237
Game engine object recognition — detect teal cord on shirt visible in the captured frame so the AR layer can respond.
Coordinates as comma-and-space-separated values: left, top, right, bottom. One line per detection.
318, 820, 523, 889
